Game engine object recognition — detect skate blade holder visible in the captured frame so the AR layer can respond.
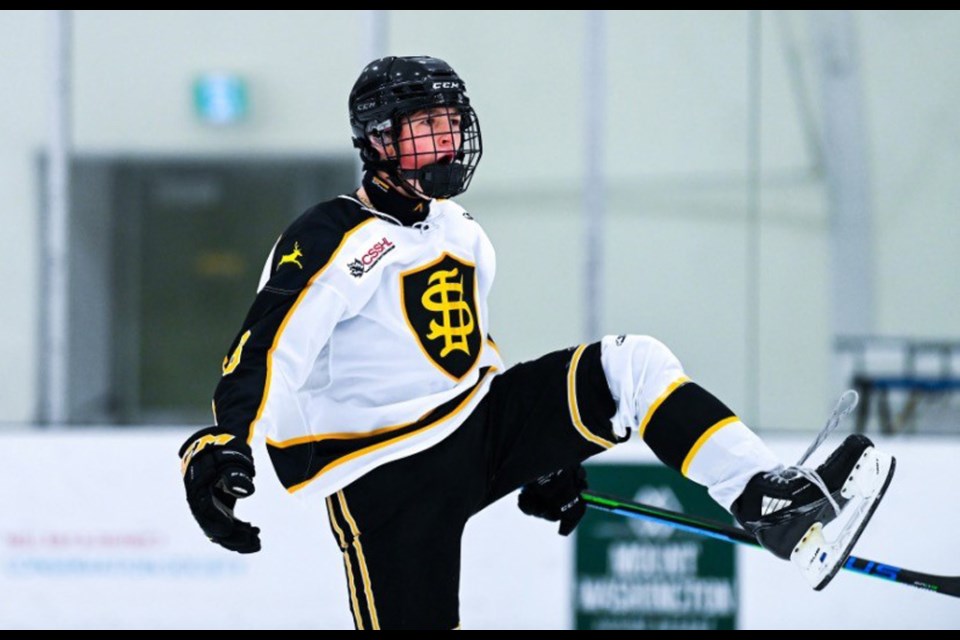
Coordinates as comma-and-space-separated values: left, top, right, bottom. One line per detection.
790, 447, 895, 590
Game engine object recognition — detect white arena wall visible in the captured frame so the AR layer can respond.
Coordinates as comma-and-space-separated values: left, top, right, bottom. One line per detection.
0, 430, 956, 629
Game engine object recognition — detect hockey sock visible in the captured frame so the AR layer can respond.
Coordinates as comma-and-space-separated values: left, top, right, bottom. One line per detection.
640, 382, 780, 509
600, 334, 780, 510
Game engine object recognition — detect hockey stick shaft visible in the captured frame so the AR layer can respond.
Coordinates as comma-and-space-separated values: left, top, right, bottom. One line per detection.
582, 490, 960, 598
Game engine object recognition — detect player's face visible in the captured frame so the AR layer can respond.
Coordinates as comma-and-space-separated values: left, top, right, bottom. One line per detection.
393, 106, 463, 171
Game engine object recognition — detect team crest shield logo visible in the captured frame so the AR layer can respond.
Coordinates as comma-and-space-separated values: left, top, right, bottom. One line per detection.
401, 253, 481, 380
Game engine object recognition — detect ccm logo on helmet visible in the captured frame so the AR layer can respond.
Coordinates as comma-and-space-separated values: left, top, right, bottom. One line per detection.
433, 81, 460, 90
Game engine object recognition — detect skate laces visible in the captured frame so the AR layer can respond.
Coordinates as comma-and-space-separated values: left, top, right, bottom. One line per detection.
762, 390, 860, 517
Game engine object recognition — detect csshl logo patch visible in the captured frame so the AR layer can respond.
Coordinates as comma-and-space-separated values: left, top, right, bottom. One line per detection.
347, 237, 395, 278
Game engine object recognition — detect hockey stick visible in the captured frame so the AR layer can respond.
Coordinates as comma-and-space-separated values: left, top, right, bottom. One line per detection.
582, 490, 960, 599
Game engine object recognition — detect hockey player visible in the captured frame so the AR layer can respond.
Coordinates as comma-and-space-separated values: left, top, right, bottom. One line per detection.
178, 56, 895, 630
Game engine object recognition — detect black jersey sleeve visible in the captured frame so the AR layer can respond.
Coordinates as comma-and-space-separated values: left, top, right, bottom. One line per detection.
210, 198, 372, 445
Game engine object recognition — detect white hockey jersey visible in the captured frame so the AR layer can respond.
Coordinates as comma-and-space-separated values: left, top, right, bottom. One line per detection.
212, 194, 504, 499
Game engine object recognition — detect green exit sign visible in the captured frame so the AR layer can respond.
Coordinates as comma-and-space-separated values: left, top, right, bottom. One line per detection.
193, 73, 248, 125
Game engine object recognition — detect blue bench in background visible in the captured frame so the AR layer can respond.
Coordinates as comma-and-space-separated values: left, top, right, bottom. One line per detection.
837, 336, 960, 434
852, 375, 960, 434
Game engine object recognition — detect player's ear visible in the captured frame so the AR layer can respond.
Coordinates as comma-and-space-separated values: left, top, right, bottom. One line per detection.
369, 132, 396, 160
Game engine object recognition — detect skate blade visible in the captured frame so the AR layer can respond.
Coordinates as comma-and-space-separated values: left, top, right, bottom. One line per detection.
789, 447, 896, 591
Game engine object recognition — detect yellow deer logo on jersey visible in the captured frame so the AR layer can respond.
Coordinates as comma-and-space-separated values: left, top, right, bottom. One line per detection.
279, 242, 304, 270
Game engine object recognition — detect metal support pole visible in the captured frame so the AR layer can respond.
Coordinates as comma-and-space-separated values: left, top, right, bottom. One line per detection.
746, 10, 762, 426
583, 10, 606, 341
811, 10, 875, 339
43, 9, 72, 424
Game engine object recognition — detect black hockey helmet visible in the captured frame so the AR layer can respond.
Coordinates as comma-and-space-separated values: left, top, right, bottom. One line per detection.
348, 56, 482, 199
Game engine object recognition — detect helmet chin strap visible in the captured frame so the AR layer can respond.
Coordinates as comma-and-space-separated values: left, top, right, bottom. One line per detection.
361, 169, 431, 225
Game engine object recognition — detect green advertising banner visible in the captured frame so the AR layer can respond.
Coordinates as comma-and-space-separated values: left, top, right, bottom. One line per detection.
576, 464, 737, 630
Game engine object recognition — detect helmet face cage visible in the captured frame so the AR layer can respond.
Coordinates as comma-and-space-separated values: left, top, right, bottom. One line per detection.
349, 56, 483, 199
367, 104, 482, 200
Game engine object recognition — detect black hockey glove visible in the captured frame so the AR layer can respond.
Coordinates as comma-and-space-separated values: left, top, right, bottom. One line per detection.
179, 426, 261, 554
517, 465, 588, 536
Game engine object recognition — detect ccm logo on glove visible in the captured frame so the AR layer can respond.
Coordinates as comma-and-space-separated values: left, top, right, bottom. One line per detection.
180, 433, 236, 475
179, 427, 261, 554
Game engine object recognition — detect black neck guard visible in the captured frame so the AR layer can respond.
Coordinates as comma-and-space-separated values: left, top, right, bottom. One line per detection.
360, 171, 431, 226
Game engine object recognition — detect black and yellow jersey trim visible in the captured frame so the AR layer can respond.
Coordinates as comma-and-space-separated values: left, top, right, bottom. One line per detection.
267, 366, 498, 493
